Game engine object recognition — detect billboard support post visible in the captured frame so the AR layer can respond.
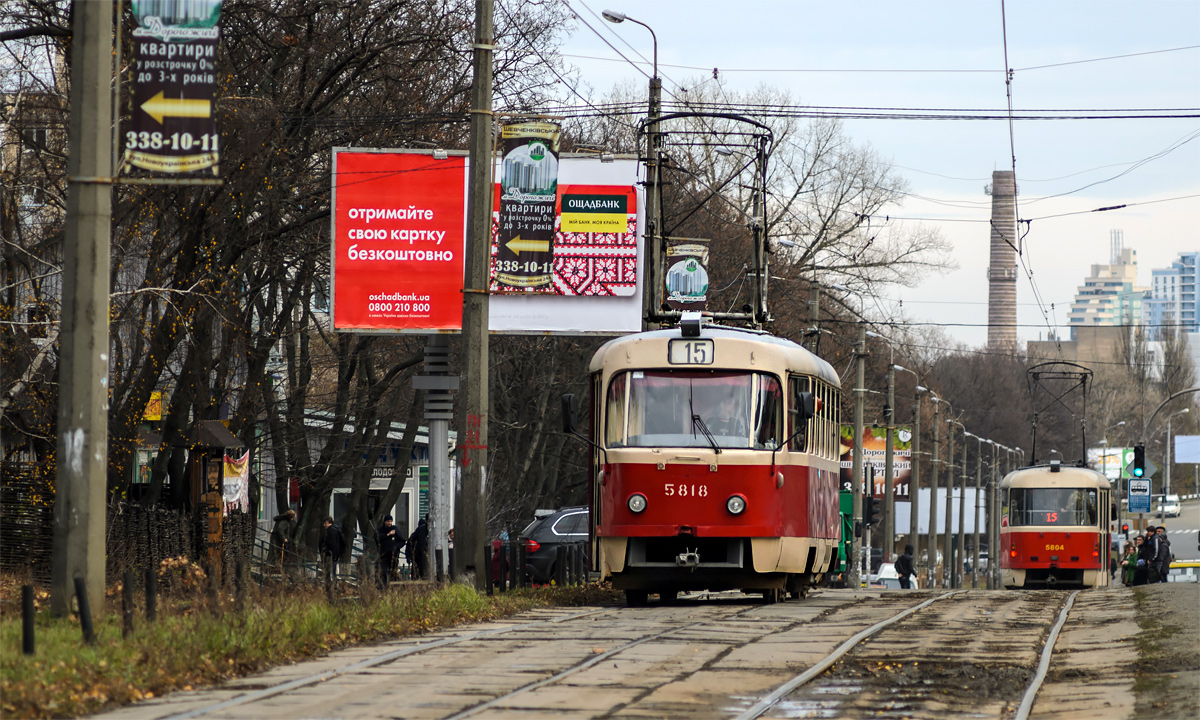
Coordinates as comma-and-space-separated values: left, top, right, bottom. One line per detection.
455, 0, 493, 588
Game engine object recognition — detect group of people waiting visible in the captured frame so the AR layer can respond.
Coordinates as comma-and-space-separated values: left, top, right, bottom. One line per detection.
270, 510, 437, 586
1119, 524, 1173, 585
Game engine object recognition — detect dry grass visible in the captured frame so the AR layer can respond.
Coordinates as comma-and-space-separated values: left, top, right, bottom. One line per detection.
1, 566, 598, 719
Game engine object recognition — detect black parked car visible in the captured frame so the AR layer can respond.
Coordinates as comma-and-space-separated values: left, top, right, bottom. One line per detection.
520, 506, 589, 584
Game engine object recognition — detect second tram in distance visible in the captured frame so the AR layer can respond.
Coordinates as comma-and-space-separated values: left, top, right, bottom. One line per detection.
1000, 462, 1112, 589
581, 320, 843, 604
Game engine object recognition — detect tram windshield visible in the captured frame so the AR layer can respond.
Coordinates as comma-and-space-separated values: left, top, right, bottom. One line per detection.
1007, 487, 1098, 527
606, 370, 781, 450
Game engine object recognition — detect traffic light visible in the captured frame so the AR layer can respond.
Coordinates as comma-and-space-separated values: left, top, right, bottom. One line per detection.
1121, 523, 1130, 537
864, 496, 881, 526
1132, 444, 1146, 478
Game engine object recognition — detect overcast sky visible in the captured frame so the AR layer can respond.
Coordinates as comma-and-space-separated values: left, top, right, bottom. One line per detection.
555, 0, 1200, 347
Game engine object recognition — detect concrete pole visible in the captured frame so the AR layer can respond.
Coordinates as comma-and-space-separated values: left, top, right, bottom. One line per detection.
454, 0, 493, 588
988, 444, 999, 589
51, 0, 114, 617
883, 365, 895, 561
806, 285, 821, 353
909, 395, 922, 584
972, 439, 983, 588
956, 437, 967, 589
643, 72, 662, 327
424, 337, 453, 582
943, 423, 955, 588
848, 324, 866, 589
927, 401, 940, 588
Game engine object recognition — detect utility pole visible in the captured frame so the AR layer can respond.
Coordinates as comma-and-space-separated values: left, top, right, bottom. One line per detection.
909, 393, 922, 585
643, 63, 662, 327
927, 401, 940, 589
454, 0, 493, 587
883, 364, 895, 561
956, 436, 967, 589
806, 284, 821, 353
943, 421, 955, 588
51, 0, 113, 617
848, 324, 866, 589
972, 438, 983, 588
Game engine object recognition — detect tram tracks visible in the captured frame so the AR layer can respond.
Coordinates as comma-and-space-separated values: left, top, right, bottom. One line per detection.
112, 589, 1097, 720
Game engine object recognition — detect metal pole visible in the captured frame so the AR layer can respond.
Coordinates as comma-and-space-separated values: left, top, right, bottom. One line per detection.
643, 45, 662, 327
848, 324, 867, 589
943, 422, 955, 588
426, 337, 453, 582
51, 0, 114, 618
910, 394, 922, 585
927, 401, 940, 588
956, 437, 967, 589
1163, 416, 1173, 523
884, 365, 895, 561
972, 439, 983, 588
455, 0, 493, 588
806, 285, 821, 353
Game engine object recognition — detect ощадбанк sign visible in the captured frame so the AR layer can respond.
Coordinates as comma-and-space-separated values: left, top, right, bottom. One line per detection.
331, 151, 466, 331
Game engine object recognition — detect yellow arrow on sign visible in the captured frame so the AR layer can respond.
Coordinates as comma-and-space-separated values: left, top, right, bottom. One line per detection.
140, 91, 211, 124
505, 236, 550, 254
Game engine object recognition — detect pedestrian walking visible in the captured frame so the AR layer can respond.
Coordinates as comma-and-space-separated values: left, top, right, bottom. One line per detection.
407, 517, 429, 580
270, 509, 296, 572
375, 515, 403, 587
319, 515, 346, 585
895, 544, 916, 589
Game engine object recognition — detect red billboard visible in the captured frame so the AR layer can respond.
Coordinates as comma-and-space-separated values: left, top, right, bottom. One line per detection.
332, 151, 466, 331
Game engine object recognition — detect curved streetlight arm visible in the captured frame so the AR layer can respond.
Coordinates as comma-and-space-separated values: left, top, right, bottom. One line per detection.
1141, 387, 1200, 444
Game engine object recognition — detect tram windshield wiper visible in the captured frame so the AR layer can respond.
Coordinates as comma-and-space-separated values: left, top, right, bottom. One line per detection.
691, 414, 722, 454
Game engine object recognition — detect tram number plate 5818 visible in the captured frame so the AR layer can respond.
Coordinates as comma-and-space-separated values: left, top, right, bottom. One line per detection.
668, 338, 714, 365
664, 484, 708, 497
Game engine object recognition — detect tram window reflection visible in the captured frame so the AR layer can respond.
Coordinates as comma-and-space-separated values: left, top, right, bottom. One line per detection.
1008, 487, 1100, 526
605, 370, 783, 449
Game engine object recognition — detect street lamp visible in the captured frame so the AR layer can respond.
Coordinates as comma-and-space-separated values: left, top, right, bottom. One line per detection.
603, 9, 661, 325
1161, 408, 1190, 521
963, 431, 987, 588
946, 417, 967, 588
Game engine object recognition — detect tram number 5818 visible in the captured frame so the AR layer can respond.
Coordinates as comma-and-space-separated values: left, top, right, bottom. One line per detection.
664, 484, 708, 497
668, 338, 714, 365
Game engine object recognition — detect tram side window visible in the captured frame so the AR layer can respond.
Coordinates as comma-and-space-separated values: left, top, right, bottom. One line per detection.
1009, 488, 1099, 526
605, 373, 627, 447
788, 376, 809, 452
752, 375, 782, 449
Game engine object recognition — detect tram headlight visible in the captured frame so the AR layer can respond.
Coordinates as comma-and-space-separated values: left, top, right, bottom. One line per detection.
726, 494, 747, 515
627, 493, 647, 513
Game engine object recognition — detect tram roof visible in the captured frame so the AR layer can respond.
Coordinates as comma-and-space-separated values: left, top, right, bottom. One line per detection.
1000, 464, 1111, 490
589, 325, 840, 386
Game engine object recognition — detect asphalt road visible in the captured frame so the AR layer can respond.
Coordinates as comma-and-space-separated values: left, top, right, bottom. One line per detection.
89, 584, 1199, 720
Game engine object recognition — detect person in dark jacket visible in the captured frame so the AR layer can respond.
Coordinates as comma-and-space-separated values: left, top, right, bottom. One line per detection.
1154, 525, 1172, 582
1138, 526, 1160, 584
269, 509, 296, 571
407, 517, 429, 580
319, 515, 346, 583
375, 515, 403, 586
895, 544, 916, 589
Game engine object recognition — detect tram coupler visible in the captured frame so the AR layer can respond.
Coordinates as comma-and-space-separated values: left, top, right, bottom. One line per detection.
676, 551, 701, 568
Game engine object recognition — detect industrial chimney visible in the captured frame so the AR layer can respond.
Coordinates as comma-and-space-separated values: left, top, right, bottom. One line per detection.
986, 171, 1017, 350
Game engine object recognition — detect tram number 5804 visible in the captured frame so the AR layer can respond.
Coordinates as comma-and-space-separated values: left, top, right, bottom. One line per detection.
668, 338, 714, 365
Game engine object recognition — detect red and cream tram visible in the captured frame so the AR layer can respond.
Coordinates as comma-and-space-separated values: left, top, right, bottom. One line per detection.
576, 320, 843, 604
999, 462, 1111, 589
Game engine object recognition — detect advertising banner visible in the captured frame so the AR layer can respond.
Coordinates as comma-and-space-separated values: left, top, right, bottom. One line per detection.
331, 151, 467, 331
1088, 446, 1132, 480
493, 121, 561, 291
838, 425, 914, 497
663, 239, 710, 311
332, 150, 643, 334
124, 0, 222, 175
1175, 435, 1200, 464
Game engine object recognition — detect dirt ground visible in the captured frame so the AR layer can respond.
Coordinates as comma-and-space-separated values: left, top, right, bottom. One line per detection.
1134, 582, 1200, 718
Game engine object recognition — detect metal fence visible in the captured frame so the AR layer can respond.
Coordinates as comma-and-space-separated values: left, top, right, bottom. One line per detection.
483, 540, 590, 594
